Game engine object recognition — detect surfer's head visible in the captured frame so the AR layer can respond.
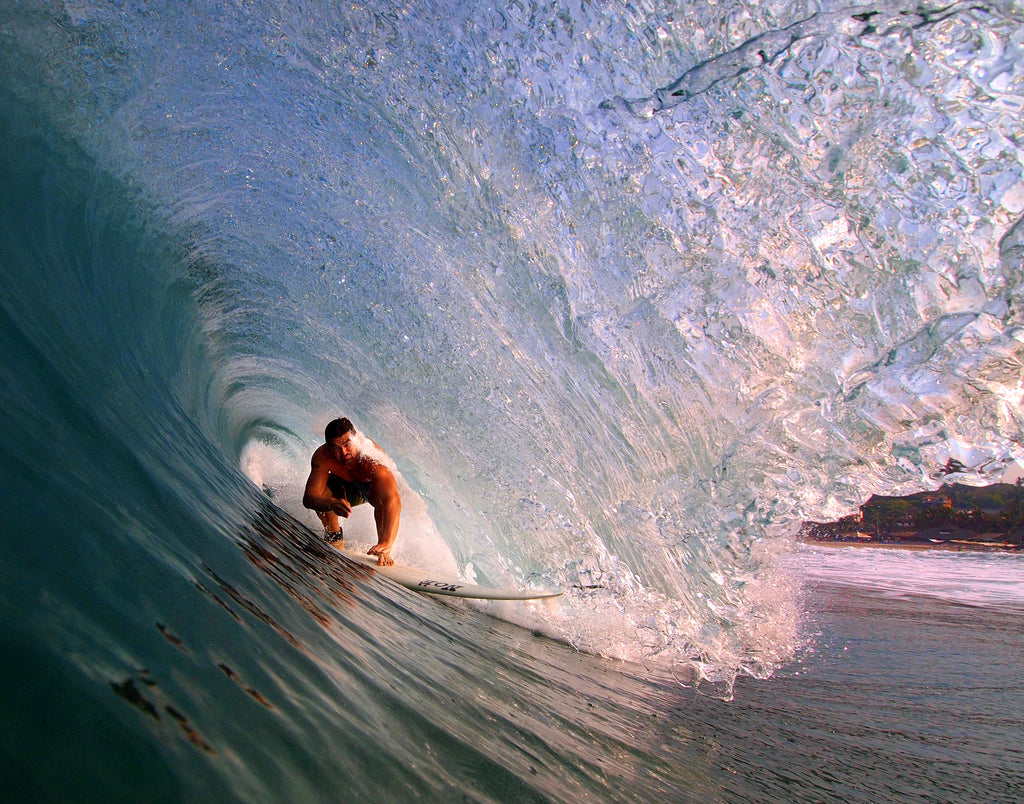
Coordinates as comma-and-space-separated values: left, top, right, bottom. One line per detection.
325, 417, 358, 464
325, 417, 355, 442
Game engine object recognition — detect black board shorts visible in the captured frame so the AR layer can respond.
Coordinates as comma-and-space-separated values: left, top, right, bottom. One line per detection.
326, 473, 371, 507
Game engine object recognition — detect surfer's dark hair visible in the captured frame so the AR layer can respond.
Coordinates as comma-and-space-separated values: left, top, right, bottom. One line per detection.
325, 417, 355, 441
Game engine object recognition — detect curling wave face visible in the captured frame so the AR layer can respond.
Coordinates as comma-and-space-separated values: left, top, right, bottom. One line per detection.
2, 0, 1023, 696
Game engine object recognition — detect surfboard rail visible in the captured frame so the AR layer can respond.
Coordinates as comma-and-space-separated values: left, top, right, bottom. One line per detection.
338, 549, 562, 600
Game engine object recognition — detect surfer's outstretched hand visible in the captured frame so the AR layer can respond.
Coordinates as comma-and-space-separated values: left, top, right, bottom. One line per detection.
368, 544, 394, 567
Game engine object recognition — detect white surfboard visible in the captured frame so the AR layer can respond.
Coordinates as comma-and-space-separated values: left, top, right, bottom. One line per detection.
339, 549, 562, 600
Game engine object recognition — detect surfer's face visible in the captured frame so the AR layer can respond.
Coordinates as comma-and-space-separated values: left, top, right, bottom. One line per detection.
328, 433, 357, 463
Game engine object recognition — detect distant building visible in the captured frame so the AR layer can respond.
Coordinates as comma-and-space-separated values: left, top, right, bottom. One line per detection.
919, 492, 953, 509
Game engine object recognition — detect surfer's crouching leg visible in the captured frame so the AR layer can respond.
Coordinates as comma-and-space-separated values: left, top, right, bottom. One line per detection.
315, 510, 344, 545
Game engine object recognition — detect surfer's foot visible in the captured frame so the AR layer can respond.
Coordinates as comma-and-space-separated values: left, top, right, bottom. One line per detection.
323, 529, 343, 544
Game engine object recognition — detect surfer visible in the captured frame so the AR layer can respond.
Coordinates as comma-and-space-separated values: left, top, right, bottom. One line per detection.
302, 417, 402, 566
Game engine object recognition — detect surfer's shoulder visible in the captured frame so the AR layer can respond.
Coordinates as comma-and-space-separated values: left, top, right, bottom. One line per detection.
310, 443, 331, 465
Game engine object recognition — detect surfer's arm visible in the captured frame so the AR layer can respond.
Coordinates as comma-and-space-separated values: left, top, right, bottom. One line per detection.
367, 465, 401, 566
301, 454, 352, 518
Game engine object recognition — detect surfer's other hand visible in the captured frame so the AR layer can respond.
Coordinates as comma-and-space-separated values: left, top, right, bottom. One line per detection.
368, 544, 394, 566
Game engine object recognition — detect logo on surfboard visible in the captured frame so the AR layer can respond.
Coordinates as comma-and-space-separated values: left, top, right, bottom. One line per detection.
417, 579, 463, 592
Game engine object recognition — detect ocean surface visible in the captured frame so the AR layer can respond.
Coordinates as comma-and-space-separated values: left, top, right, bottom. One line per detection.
2, 0, 1023, 800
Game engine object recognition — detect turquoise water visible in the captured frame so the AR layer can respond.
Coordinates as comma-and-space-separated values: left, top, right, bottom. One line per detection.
2, 0, 1023, 800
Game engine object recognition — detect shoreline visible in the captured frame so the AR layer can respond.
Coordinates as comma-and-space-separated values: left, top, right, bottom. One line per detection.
802, 538, 1021, 553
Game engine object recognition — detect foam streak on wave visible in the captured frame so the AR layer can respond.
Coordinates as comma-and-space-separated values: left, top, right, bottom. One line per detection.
603, 1, 990, 116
